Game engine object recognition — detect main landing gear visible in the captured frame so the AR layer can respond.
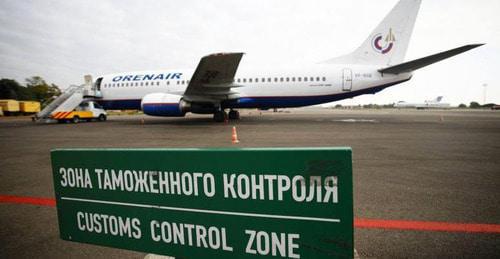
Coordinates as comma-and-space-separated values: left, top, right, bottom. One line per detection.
213, 109, 240, 122
228, 109, 240, 120
213, 110, 228, 122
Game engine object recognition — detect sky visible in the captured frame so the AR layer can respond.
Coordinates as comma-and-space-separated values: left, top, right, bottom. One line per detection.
0, 0, 499, 106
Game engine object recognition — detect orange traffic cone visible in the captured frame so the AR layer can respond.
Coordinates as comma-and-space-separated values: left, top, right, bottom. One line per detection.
231, 126, 239, 144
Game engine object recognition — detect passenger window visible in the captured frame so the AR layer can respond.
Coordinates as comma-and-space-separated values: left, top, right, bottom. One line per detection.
140, 82, 144, 86
316, 77, 320, 81
249, 78, 253, 83
274, 78, 278, 82
310, 77, 314, 81
280, 77, 283, 82
298, 77, 301, 82
262, 78, 265, 82
243, 78, 247, 83
268, 78, 271, 82
145, 82, 149, 86
292, 77, 295, 82
255, 78, 259, 83
322, 77, 326, 81
286, 77, 289, 82
177, 81, 179, 85
237, 79, 241, 83
167, 81, 170, 85
304, 77, 308, 82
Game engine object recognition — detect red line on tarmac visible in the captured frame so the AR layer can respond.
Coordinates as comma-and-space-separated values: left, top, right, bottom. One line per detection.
0, 195, 55, 207
1, 195, 499, 234
355, 218, 500, 234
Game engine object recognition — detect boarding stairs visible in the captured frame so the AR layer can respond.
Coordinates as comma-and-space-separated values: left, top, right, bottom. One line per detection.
34, 75, 102, 122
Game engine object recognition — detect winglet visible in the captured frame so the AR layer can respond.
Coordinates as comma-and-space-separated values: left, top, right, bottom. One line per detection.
378, 44, 485, 75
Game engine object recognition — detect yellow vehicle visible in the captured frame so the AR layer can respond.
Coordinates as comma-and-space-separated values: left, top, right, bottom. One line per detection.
19, 101, 41, 114
0, 99, 20, 115
51, 101, 107, 123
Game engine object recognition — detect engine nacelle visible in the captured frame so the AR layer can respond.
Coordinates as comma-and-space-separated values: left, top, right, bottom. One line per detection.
141, 93, 187, 117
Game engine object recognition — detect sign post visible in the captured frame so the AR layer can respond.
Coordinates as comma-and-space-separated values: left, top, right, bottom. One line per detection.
52, 148, 353, 258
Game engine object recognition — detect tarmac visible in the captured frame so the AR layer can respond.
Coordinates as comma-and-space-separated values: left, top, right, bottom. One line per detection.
0, 108, 499, 258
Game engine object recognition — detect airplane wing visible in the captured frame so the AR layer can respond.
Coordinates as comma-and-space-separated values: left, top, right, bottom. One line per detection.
183, 52, 244, 103
378, 44, 484, 75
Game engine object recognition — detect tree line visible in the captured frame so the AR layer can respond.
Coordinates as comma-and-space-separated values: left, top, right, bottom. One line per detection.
0, 76, 61, 105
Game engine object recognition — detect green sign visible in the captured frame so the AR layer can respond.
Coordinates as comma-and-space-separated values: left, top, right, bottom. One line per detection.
52, 148, 353, 258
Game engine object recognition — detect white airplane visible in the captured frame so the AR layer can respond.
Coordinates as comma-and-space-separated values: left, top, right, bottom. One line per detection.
395, 96, 451, 109
91, 0, 482, 122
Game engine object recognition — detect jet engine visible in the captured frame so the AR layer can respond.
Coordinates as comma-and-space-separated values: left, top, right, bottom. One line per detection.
141, 93, 188, 117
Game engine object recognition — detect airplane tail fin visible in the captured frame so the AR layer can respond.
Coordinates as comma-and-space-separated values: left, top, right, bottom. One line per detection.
323, 0, 421, 66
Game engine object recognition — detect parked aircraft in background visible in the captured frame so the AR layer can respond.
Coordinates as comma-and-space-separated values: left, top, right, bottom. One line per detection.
395, 96, 451, 109
37, 0, 483, 122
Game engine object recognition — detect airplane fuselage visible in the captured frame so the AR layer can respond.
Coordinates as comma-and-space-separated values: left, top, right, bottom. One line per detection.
96, 65, 411, 111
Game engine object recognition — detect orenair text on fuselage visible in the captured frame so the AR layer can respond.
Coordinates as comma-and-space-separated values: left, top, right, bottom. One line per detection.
112, 73, 183, 82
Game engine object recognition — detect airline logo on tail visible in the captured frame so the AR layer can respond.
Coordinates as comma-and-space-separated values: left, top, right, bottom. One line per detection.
372, 28, 396, 54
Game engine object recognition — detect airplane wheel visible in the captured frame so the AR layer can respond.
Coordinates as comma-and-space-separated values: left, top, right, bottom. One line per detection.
213, 111, 227, 122
228, 110, 240, 120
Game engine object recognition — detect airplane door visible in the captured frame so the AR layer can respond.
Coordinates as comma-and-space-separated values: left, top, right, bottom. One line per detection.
94, 77, 103, 91
342, 68, 352, 91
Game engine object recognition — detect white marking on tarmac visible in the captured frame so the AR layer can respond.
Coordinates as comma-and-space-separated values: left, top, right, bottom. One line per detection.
334, 119, 378, 123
